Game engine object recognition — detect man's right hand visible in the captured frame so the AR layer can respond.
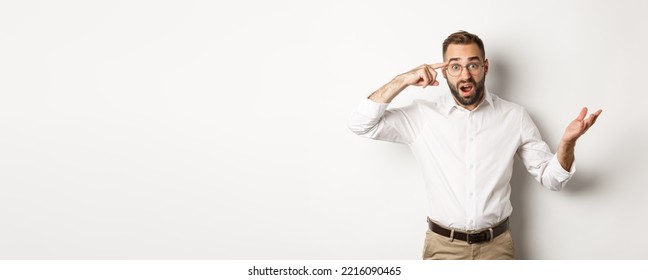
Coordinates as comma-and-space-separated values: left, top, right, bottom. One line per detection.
396, 63, 448, 88
368, 62, 448, 103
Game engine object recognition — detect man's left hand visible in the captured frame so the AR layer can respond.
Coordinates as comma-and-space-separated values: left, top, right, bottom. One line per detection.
562, 107, 603, 143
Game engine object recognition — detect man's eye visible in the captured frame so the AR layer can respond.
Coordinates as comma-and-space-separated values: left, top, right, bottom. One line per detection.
451, 65, 461, 70
468, 63, 479, 69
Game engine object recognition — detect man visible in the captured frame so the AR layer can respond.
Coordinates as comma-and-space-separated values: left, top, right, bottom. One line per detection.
347, 31, 601, 260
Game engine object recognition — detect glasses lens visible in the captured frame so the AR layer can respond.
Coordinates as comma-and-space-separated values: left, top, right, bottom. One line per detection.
468, 63, 482, 75
448, 64, 462, 76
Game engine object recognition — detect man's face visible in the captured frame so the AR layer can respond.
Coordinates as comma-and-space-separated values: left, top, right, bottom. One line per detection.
442, 43, 489, 108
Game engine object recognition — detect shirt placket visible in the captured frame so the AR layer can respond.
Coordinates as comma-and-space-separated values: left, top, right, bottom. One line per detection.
466, 111, 478, 230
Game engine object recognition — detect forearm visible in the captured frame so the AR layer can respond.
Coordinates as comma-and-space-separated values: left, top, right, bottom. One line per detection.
368, 76, 408, 103
557, 140, 576, 171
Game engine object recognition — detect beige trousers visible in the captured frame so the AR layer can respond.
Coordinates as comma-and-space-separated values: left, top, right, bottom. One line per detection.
422, 229, 515, 260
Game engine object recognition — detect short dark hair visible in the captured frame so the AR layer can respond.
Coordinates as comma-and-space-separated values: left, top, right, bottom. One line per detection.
442, 31, 485, 59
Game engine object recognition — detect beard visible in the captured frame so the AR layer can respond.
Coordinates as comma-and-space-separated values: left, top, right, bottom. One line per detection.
448, 76, 486, 107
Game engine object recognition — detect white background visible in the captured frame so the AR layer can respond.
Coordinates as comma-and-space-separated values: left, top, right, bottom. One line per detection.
1, 0, 646, 259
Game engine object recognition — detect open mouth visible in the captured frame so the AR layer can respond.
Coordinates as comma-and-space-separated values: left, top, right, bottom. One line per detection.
459, 83, 474, 95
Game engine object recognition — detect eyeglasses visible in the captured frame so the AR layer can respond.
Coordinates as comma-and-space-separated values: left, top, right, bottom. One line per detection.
445, 62, 484, 77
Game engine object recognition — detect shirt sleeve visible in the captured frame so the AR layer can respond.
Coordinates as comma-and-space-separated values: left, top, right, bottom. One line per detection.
347, 97, 423, 144
516, 108, 575, 191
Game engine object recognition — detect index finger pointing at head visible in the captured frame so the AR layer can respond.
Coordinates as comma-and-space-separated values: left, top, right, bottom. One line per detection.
429, 62, 448, 69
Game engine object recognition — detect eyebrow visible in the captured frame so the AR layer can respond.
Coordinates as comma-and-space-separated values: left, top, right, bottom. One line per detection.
448, 56, 482, 63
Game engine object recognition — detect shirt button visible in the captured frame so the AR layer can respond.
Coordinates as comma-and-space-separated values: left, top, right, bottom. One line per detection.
469, 164, 474, 169
469, 137, 474, 142
469, 192, 474, 197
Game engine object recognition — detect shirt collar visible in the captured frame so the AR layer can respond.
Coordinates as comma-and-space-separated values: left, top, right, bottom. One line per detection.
443, 89, 495, 115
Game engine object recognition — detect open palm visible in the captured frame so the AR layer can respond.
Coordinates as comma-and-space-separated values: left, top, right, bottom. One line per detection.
562, 107, 602, 143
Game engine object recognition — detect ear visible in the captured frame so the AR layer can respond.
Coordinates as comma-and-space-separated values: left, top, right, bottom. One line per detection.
483, 59, 489, 76
441, 66, 447, 79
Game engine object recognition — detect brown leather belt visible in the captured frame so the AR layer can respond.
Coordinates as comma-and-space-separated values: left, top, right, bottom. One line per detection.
427, 217, 509, 244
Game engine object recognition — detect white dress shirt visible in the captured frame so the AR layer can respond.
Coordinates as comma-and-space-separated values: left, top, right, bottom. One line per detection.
348, 90, 574, 230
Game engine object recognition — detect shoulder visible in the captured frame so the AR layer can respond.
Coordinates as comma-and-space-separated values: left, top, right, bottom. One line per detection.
490, 92, 527, 116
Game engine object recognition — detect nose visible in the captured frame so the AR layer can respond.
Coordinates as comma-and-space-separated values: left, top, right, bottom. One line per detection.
460, 66, 472, 80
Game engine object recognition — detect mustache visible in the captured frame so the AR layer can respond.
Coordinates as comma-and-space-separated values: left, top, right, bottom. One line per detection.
456, 77, 476, 87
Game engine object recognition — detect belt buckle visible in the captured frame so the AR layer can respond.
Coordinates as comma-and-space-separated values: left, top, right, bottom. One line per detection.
466, 230, 489, 244
466, 229, 477, 244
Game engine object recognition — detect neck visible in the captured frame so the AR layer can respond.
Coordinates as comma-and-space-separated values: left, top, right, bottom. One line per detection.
453, 93, 485, 111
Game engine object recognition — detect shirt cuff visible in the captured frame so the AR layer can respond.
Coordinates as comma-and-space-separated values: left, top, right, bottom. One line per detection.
547, 154, 575, 182
356, 97, 389, 118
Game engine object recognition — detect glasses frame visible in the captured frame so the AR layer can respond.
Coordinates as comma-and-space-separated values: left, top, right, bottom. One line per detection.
445, 62, 485, 77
